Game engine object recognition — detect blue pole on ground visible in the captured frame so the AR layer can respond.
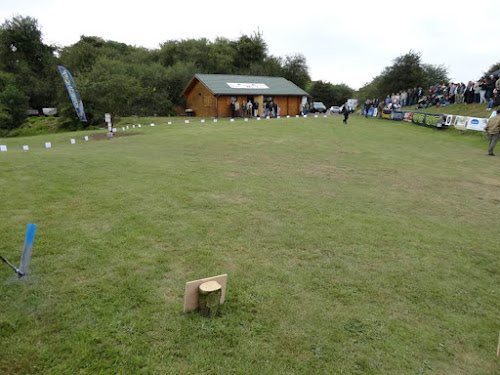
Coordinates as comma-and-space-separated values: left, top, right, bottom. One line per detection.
19, 223, 36, 277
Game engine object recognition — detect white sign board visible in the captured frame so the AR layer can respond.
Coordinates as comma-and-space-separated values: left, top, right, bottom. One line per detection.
466, 117, 488, 132
226, 82, 269, 89
445, 115, 454, 126
112, 128, 117, 133
138, 124, 142, 128
70, 138, 76, 144
84, 136, 89, 141
454, 116, 468, 131
0, 145, 6, 152
105, 113, 111, 123
45, 142, 51, 149
23, 145, 29, 151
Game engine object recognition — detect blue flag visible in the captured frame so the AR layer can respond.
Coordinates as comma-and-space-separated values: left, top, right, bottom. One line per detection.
57, 65, 87, 122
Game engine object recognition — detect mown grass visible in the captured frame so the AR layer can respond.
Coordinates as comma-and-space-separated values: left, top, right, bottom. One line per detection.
402, 102, 494, 118
0, 115, 499, 374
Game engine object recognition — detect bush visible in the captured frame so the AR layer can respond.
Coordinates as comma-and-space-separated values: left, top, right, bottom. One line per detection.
0, 84, 29, 130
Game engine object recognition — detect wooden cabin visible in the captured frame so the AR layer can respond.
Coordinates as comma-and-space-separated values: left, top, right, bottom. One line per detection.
182, 74, 309, 118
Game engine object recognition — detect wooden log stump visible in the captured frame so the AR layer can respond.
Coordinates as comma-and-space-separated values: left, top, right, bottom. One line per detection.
198, 280, 222, 317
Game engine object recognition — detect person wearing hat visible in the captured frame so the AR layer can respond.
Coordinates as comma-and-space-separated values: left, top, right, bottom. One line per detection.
485, 111, 500, 156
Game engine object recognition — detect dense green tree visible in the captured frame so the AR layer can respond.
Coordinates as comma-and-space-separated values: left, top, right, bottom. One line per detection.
0, 15, 58, 110
205, 38, 236, 74
281, 53, 310, 89
485, 61, 500, 75
76, 58, 144, 121
232, 32, 267, 70
308, 81, 354, 107
357, 51, 449, 100
378, 51, 424, 95
422, 64, 449, 87
247, 56, 283, 77
0, 71, 29, 132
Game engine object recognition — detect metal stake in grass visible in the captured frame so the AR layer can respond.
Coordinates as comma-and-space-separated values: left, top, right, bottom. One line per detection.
0, 223, 37, 278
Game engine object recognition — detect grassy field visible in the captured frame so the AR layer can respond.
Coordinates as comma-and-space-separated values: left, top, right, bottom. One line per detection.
0, 115, 499, 374
401, 102, 494, 118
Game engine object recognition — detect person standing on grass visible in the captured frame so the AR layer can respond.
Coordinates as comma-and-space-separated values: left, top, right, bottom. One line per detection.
342, 102, 350, 124
484, 111, 500, 156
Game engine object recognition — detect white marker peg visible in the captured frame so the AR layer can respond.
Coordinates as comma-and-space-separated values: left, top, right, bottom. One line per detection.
122, 127, 125, 131
45, 142, 51, 149
132, 125, 135, 128
138, 124, 142, 128
150, 123, 155, 126
0, 145, 7, 152
185, 120, 190, 124
126, 125, 129, 129
70, 138, 76, 144
84, 136, 89, 141
22, 145, 29, 151
168, 121, 172, 125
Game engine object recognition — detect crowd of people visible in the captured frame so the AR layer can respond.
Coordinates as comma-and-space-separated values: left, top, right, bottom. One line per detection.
362, 74, 500, 116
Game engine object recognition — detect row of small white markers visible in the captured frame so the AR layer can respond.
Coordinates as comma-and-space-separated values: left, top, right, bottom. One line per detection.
0, 114, 329, 151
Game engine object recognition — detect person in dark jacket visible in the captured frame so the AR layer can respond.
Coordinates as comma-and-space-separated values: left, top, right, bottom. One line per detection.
342, 103, 349, 124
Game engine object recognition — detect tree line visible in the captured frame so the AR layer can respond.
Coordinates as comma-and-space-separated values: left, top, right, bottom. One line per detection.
2, 16, 497, 136
0, 16, 320, 135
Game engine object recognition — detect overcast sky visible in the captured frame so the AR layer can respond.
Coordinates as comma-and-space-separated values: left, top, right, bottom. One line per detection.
1, 0, 499, 89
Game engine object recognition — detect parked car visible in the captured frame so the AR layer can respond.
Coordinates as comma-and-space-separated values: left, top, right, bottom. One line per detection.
329, 106, 341, 114
310, 102, 327, 113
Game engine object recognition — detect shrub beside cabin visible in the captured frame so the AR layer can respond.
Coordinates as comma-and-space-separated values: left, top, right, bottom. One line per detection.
182, 74, 309, 118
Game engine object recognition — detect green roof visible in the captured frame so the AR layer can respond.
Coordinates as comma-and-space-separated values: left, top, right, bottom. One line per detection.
189, 74, 309, 96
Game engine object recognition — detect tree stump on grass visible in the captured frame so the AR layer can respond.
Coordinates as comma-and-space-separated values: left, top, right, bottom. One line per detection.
198, 280, 222, 317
